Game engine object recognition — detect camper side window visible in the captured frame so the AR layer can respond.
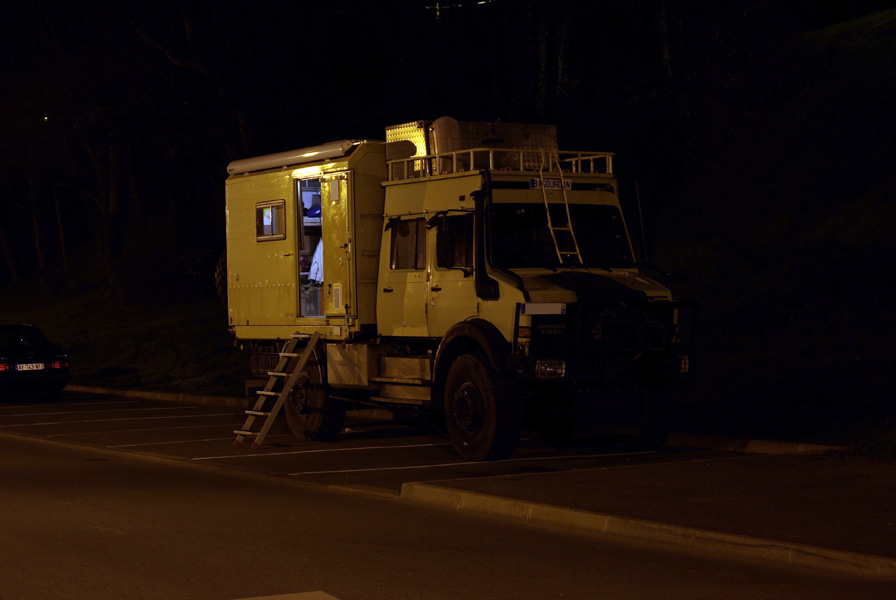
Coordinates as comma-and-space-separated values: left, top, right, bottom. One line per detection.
255, 200, 286, 241
390, 218, 426, 270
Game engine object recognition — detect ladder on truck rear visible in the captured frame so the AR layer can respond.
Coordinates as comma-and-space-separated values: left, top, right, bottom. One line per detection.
234, 332, 320, 449
539, 152, 582, 265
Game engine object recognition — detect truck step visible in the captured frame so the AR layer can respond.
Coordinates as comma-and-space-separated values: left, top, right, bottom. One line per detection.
245, 410, 270, 417
256, 390, 278, 396
371, 396, 434, 407
369, 376, 429, 386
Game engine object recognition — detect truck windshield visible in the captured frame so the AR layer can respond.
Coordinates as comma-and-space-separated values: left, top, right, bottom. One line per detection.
489, 203, 633, 269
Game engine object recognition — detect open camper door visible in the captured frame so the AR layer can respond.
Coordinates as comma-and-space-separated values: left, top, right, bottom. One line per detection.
320, 172, 353, 322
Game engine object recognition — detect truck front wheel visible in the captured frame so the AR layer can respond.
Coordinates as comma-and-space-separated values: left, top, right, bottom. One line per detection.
284, 348, 345, 441
444, 354, 520, 461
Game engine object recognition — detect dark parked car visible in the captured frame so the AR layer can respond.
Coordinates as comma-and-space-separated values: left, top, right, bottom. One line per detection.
0, 324, 70, 399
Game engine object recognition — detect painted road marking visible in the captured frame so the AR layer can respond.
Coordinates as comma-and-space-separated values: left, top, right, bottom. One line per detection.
0, 405, 200, 418
0, 412, 236, 427
46, 422, 243, 437
192, 441, 454, 461
232, 592, 340, 600
107, 433, 292, 448
285, 450, 749, 477
0, 400, 143, 411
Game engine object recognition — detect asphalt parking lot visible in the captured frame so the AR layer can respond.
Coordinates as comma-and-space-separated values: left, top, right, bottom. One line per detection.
0, 390, 711, 494
4, 389, 896, 579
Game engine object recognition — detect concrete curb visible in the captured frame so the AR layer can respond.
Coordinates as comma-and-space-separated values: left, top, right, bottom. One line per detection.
666, 433, 846, 455
66, 384, 246, 408
400, 482, 896, 578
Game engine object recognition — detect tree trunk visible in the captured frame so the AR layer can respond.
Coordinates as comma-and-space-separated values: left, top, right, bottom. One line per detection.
27, 174, 48, 282
52, 185, 70, 280
0, 225, 20, 284
102, 139, 123, 293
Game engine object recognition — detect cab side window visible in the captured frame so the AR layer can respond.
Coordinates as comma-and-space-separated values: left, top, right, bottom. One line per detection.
255, 200, 286, 241
390, 218, 426, 270
436, 213, 473, 268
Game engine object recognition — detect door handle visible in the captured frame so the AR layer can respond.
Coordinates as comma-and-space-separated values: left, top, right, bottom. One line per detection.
382, 287, 394, 293
430, 285, 442, 292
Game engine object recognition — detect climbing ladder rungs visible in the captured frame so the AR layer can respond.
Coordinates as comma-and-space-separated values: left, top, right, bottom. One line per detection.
234, 331, 321, 449
539, 151, 582, 265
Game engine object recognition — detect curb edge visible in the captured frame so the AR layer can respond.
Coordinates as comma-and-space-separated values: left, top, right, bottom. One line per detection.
401, 482, 896, 578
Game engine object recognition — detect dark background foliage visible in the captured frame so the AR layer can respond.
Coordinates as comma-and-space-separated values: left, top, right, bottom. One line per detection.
2, 0, 895, 446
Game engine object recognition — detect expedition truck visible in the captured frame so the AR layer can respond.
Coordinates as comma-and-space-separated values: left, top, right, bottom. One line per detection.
225, 117, 692, 460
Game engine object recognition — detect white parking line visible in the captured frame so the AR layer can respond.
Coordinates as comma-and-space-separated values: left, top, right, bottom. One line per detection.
286, 450, 678, 476
46, 422, 241, 438
232, 592, 340, 600
0, 405, 199, 418
0, 400, 142, 411
107, 433, 292, 448
192, 441, 453, 461
108, 437, 233, 447
0, 413, 236, 428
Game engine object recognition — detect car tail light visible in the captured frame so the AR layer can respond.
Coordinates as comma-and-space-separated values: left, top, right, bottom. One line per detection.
48, 360, 69, 369
0, 363, 8, 371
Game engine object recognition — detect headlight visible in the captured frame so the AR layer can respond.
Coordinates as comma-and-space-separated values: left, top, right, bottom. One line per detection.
535, 359, 566, 379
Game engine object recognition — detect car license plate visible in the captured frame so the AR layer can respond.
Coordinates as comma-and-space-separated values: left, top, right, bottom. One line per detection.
15, 363, 45, 371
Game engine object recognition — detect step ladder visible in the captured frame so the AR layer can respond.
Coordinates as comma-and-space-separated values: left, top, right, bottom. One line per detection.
233, 331, 320, 449
539, 152, 583, 265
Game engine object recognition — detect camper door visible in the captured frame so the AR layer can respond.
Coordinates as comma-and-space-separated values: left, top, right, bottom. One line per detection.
226, 171, 299, 326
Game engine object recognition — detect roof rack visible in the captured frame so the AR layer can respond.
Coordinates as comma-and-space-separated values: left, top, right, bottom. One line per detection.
386, 148, 614, 181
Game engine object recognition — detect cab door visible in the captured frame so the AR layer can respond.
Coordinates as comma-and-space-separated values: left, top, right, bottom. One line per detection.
427, 212, 477, 336
376, 216, 428, 336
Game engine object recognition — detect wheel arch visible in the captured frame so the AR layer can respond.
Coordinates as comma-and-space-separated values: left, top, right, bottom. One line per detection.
432, 319, 510, 408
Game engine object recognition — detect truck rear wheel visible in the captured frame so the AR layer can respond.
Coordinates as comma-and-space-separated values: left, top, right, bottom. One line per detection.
284, 348, 345, 441
444, 354, 520, 461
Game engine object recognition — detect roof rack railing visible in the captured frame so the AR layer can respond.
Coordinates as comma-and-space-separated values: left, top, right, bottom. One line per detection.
387, 148, 614, 181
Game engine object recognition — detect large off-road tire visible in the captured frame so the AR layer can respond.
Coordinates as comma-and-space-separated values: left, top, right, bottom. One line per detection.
284, 348, 345, 441
443, 354, 521, 461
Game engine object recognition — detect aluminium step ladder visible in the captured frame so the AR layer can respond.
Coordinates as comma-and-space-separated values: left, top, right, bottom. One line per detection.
539, 152, 583, 265
233, 331, 320, 449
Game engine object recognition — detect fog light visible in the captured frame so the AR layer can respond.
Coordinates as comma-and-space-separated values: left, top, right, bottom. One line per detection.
535, 359, 566, 379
